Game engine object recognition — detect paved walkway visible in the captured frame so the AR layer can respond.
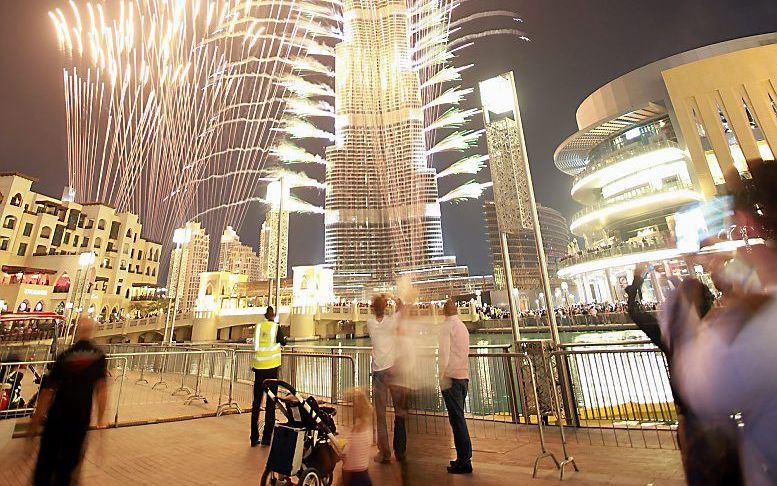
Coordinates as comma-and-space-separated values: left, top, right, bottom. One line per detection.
0, 414, 685, 485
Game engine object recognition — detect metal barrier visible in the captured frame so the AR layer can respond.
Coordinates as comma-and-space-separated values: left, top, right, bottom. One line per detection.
546, 345, 678, 452
2, 338, 679, 482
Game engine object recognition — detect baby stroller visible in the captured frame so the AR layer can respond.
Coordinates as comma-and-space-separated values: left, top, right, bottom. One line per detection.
260, 380, 342, 486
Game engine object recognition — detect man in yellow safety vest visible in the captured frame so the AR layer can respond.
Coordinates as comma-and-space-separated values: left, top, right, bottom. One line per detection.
250, 306, 286, 447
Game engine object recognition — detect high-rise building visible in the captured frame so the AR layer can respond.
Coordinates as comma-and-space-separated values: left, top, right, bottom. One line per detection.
0, 172, 161, 320
324, 0, 445, 295
259, 180, 289, 281
167, 221, 209, 312
554, 33, 777, 303
218, 226, 261, 281
483, 200, 569, 308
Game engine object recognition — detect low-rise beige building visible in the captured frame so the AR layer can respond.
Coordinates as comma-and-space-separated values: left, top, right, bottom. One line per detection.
0, 173, 162, 321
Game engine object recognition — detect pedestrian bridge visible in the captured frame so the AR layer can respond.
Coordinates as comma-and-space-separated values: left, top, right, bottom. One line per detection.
94, 303, 481, 344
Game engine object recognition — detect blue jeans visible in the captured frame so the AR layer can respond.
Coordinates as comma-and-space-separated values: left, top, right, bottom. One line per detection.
442, 379, 472, 466
372, 368, 407, 458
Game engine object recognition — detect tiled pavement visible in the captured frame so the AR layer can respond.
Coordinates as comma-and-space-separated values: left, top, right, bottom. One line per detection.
0, 414, 685, 485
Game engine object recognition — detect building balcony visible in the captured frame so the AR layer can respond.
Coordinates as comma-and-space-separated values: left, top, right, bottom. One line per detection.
569, 180, 704, 236
557, 239, 686, 279
571, 140, 687, 204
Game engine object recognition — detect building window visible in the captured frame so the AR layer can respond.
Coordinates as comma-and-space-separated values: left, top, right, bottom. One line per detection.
35, 245, 47, 255
23, 222, 33, 236
10, 193, 22, 207
94, 237, 102, 248
17, 242, 27, 256
34, 301, 43, 312
53, 273, 71, 293
3, 215, 17, 229
63, 232, 71, 244
0, 238, 8, 251
73, 235, 79, 247
40, 226, 52, 238
82, 236, 89, 247
98, 219, 106, 230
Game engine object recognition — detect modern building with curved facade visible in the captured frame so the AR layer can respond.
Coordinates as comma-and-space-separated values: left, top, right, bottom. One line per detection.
555, 33, 777, 303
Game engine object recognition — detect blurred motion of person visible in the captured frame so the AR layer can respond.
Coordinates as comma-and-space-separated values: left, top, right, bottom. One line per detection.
626, 265, 741, 485
367, 294, 406, 463
439, 299, 472, 474
250, 305, 287, 447
1, 353, 26, 410
342, 389, 373, 486
674, 161, 777, 485
29, 316, 108, 486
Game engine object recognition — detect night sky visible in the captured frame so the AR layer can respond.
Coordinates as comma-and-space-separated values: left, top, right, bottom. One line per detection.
1, 0, 776, 276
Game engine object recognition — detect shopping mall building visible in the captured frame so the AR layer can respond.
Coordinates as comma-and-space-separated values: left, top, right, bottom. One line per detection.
555, 33, 777, 303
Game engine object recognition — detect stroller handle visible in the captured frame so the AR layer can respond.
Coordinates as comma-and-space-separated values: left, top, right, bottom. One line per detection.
261, 379, 297, 395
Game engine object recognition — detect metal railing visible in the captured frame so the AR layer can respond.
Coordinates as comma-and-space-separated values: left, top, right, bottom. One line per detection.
545, 344, 678, 451
2, 338, 679, 479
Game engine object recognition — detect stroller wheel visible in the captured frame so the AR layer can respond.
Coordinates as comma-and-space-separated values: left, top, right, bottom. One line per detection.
321, 472, 333, 486
300, 469, 322, 486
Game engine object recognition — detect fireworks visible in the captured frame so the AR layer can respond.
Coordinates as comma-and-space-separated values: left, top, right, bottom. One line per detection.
49, 0, 530, 269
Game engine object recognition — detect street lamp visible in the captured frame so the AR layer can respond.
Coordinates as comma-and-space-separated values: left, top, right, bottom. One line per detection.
165, 227, 191, 344
67, 251, 96, 343
266, 177, 289, 312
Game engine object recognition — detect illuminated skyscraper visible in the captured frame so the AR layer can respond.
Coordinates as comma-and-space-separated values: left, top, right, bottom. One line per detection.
219, 226, 262, 281
325, 0, 444, 293
167, 221, 209, 312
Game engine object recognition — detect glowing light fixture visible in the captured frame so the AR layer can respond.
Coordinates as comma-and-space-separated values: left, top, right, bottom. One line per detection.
479, 74, 516, 116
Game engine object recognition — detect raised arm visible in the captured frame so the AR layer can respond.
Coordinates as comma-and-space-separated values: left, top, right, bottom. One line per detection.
625, 263, 665, 352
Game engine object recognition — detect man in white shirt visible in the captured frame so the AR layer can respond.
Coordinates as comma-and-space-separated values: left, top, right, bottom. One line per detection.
439, 299, 472, 474
367, 294, 406, 463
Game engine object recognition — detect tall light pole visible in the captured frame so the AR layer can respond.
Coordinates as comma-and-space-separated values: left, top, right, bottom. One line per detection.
265, 178, 289, 311
67, 251, 95, 343
479, 72, 562, 347
275, 176, 286, 312
165, 227, 190, 344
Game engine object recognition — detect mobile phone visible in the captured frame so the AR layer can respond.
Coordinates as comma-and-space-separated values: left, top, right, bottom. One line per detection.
674, 196, 734, 252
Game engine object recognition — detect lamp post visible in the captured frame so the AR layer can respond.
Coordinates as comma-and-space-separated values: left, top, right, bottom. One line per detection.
265, 177, 289, 310
165, 227, 190, 344
479, 72, 563, 348
67, 252, 96, 343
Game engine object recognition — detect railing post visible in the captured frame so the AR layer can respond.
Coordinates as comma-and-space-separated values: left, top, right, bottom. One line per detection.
504, 354, 520, 424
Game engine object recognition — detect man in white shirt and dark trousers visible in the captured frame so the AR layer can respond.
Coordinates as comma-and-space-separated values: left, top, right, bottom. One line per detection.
439, 299, 473, 474
367, 294, 407, 463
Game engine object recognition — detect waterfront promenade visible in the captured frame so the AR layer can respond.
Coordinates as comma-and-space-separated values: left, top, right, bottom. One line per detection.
0, 414, 684, 485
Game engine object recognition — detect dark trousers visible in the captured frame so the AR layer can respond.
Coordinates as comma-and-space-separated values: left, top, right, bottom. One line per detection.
372, 368, 407, 458
343, 470, 372, 486
251, 367, 279, 444
441, 378, 472, 466
34, 421, 88, 486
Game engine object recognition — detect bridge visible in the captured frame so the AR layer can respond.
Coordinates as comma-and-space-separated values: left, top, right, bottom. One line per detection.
93, 303, 483, 344
93, 303, 642, 344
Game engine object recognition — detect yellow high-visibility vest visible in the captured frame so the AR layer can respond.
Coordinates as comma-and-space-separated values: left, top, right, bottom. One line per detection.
252, 318, 282, 370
